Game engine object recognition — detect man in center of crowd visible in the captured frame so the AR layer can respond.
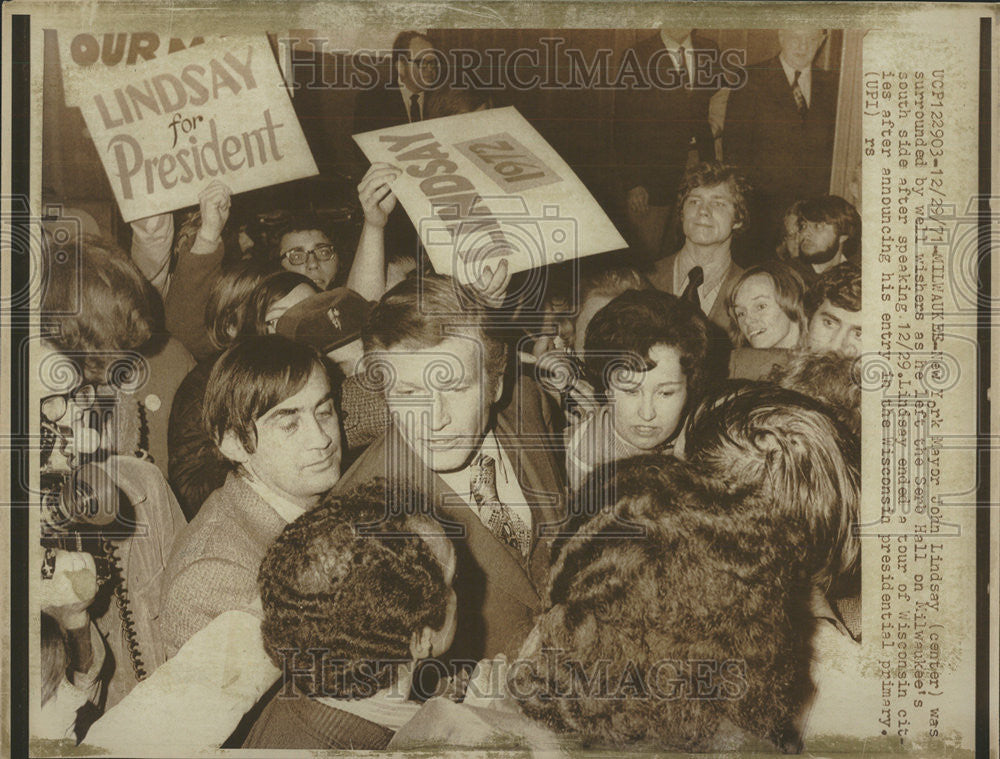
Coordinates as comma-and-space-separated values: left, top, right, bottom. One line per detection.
334, 274, 565, 676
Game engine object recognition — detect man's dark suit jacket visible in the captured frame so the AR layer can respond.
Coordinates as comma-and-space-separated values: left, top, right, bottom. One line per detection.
613, 32, 720, 206
723, 55, 838, 213
332, 375, 566, 666
353, 68, 409, 136
648, 251, 745, 334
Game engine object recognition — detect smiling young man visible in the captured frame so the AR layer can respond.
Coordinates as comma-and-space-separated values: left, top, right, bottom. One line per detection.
334, 274, 565, 672
648, 162, 750, 334
159, 335, 342, 656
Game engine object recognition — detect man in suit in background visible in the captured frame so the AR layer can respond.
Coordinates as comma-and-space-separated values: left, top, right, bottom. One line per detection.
353, 31, 439, 135
333, 274, 565, 676
648, 162, 748, 336
723, 28, 838, 248
613, 28, 722, 263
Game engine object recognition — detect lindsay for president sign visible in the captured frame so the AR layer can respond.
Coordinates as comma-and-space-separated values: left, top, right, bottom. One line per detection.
354, 107, 626, 284
76, 35, 317, 222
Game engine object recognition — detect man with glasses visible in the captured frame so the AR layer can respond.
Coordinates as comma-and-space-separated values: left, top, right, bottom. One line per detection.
353, 31, 441, 135
275, 215, 341, 290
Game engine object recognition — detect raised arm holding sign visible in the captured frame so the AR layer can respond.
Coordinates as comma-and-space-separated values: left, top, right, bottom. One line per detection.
353, 107, 626, 286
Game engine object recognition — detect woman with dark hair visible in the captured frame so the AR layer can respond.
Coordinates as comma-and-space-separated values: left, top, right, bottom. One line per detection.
203, 259, 273, 352
564, 288, 711, 491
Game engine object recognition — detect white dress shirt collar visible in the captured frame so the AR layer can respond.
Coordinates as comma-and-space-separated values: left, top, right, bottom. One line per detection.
674, 246, 732, 315
240, 465, 307, 525
778, 55, 812, 106
399, 82, 423, 121
659, 29, 693, 54
436, 430, 533, 532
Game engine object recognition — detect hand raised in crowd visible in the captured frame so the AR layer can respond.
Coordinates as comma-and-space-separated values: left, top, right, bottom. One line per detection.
130, 212, 172, 237
626, 185, 649, 216
358, 162, 401, 229
197, 180, 232, 244
472, 257, 512, 309
39, 549, 98, 632
462, 654, 519, 714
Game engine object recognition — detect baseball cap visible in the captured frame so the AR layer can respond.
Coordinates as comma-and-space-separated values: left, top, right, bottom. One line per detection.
275, 288, 373, 353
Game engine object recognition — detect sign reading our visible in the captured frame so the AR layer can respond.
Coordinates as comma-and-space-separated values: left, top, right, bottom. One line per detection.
353, 107, 626, 285
59, 31, 210, 107
76, 35, 317, 222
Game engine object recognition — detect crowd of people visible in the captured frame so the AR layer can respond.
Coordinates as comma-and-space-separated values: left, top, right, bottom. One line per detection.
37, 25, 866, 753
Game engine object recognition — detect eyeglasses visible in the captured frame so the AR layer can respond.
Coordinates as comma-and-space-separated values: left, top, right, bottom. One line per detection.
405, 54, 439, 69
280, 244, 337, 266
41, 384, 96, 424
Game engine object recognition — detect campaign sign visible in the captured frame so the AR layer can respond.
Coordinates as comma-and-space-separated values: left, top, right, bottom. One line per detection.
59, 30, 211, 107
354, 106, 626, 285
76, 35, 317, 222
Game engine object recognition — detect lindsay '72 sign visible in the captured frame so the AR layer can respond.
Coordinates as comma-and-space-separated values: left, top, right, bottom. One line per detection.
76, 35, 317, 222
354, 107, 627, 285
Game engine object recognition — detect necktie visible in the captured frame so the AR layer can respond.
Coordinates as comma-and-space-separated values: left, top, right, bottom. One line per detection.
792, 70, 808, 118
409, 93, 422, 122
681, 266, 704, 309
677, 46, 689, 89
470, 454, 530, 559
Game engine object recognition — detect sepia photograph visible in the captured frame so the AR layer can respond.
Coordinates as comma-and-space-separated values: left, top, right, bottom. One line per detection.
1, 2, 994, 757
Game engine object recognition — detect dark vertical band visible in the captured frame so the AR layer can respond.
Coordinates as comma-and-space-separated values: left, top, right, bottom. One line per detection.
9, 13, 31, 759
975, 15, 991, 759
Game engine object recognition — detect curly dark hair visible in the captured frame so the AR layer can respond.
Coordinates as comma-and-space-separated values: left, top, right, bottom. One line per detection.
258, 481, 451, 699
510, 455, 813, 752
805, 260, 861, 318
683, 384, 860, 598
769, 350, 862, 439
583, 289, 711, 404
